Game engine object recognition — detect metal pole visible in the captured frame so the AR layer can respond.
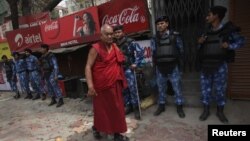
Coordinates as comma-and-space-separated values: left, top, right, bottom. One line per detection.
151, 0, 156, 36
133, 70, 142, 119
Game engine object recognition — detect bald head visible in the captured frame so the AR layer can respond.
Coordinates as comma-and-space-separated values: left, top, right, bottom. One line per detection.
100, 24, 114, 44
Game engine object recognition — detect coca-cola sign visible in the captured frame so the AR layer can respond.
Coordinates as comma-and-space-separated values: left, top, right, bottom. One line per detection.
98, 0, 149, 34
42, 20, 60, 39
41, 6, 100, 48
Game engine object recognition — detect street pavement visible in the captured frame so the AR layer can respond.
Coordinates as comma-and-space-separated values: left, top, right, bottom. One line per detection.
0, 91, 249, 141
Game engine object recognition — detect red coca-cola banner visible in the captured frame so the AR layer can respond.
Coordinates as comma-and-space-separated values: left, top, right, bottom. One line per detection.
98, 0, 150, 34
41, 6, 100, 48
6, 26, 42, 52
19, 12, 50, 28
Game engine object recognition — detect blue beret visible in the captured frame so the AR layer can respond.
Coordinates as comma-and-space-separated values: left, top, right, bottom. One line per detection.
155, 16, 169, 24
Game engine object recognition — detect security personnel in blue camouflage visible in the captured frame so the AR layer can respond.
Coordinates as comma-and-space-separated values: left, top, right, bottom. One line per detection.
1, 55, 20, 98
12, 52, 32, 99
24, 49, 46, 100
197, 6, 245, 123
113, 25, 144, 120
152, 16, 185, 118
40, 44, 64, 107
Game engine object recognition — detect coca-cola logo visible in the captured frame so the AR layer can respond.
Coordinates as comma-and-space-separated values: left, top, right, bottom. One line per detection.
14, 33, 42, 47
102, 6, 145, 26
43, 20, 60, 39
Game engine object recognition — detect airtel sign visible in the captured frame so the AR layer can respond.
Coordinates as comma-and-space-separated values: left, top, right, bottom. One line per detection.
6, 26, 43, 52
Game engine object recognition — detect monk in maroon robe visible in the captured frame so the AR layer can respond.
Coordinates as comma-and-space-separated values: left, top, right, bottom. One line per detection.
85, 24, 129, 141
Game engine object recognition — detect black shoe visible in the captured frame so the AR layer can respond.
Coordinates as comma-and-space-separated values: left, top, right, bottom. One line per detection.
114, 133, 129, 141
133, 105, 141, 120
177, 105, 185, 118
41, 94, 46, 101
14, 92, 20, 99
92, 126, 102, 140
24, 93, 32, 99
56, 98, 64, 108
48, 97, 57, 106
154, 104, 165, 116
125, 104, 133, 115
216, 106, 229, 124
199, 105, 210, 121
32, 94, 40, 100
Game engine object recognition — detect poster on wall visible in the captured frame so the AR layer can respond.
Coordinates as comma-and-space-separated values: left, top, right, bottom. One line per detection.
135, 40, 153, 66
0, 65, 5, 84
0, 42, 13, 61
0, 21, 13, 42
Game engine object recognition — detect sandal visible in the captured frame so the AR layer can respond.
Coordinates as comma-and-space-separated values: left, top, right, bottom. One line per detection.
114, 133, 129, 141
92, 126, 102, 140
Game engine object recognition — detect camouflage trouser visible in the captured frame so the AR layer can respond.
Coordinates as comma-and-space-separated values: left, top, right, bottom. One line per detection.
156, 66, 184, 105
7, 78, 18, 93
123, 68, 139, 106
29, 70, 45, 96
44, 72, 62, 99
17, 71, 30, 94
200, 63, 228, 106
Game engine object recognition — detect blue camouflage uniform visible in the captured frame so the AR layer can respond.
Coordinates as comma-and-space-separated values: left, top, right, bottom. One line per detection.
26, 55, 45, 96
3, 60, 18, 93
41, 53, 62, 98
122, 39, 144, 107
199, 24, 245, 106
151, 30, 184, 105
13, 58, 30, 94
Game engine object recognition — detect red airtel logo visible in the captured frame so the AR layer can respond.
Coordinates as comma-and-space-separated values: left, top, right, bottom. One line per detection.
14, 33, 42, 47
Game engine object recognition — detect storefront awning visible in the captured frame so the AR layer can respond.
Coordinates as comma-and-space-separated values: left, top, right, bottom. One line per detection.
50, 44, 89, 54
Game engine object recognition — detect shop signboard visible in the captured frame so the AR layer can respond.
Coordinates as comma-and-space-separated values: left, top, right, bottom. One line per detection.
98, 0, 150, 34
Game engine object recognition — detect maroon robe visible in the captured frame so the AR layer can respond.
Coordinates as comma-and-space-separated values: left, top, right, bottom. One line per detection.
92, 42, 127, 134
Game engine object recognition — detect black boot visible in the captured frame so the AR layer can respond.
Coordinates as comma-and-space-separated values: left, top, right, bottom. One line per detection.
216, 105, 229, 124
32, 94, 40, 100
177, 105, 185, 118
92, 126, 102, 140
114, 133, 129, 141
24, 92, 32, 99
41, 94, 46, 101
125, 104, 133, 115
154, 104, 165, 116
56, 98, 64, 107
48, 97, 57, 106
199, 105, 210, 121
133, 105, 141, 120
14, 92, 20, 99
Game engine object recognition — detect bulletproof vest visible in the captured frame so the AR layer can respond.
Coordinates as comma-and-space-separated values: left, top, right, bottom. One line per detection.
117, 37, 135, 68
155, 33, 179, 74
4, 61, 13, 74
41, 53, 54, 72
200, 29, 228, 73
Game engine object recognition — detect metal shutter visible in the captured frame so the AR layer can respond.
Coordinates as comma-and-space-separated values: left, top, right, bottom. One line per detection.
228, 0, 250, 99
